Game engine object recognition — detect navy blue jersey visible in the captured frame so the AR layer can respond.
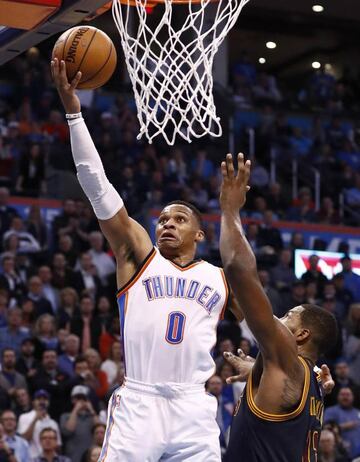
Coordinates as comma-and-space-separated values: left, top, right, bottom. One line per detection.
225, 357, 324, 462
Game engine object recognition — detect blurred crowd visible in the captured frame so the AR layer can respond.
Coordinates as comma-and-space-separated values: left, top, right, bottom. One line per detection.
0, 48, 359, 461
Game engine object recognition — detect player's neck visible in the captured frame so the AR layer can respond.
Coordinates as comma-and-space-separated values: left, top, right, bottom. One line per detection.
298, 346, 317, 366
161, 248, 197, 267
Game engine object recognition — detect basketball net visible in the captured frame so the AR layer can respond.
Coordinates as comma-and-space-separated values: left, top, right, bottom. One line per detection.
112, 0, 250, 145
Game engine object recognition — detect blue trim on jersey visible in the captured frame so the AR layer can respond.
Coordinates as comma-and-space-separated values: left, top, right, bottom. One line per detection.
117, 293, 127, 374
99, 392, 117, 461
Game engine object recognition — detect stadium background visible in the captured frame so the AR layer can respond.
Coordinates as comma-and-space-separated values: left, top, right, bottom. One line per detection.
0, 1, 360, 460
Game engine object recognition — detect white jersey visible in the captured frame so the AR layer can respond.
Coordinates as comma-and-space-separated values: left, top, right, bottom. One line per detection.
116, 247, 229, 384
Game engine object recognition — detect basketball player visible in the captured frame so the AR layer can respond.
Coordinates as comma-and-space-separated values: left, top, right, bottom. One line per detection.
219, 153, 338, 462
51, 58, 227, 461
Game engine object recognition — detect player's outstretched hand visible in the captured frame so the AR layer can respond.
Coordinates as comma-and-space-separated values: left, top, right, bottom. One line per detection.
51, 57, 81, 114
220, 153, 251, 212
223, 349, 255, 384
320, 364, 335, 395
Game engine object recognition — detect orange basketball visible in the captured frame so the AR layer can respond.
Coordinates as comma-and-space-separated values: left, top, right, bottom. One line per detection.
52, 26, 117, 90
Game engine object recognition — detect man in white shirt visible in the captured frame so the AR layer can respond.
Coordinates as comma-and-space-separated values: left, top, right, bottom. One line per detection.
17, 389, 62, 459
88, 231, 116, 286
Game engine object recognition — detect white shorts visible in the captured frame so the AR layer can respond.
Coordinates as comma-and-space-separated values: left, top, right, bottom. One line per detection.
98, 377, 221, 462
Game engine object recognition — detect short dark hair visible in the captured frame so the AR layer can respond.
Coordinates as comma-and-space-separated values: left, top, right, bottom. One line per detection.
165, 200, 203, 228
300, 304, 338, 356
40, 427, 57, 439
2, 347, 16, 358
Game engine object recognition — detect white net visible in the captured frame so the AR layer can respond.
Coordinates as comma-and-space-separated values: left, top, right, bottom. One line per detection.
112, 0, 250, 145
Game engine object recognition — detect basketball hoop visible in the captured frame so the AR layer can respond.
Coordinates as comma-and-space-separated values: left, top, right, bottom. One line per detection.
112, 0, 250, 145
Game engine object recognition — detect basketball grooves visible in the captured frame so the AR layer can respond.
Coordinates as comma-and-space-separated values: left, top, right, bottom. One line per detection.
61, 29, 73, 64
80, 42, 114, 86
69, 28, 97, 82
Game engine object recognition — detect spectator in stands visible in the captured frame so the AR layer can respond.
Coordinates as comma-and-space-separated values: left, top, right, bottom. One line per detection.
324, 387, 360, 459
345, 304, 360, 385
13, 388, 32, 418
266, 182, 290, 219
0, 291, 9, 328
83, 446, 102, 462
0, 255, 25, 301
51, 254, 73, 290
33, 427, 71, 462
0, 307, 29, 356
318, 429, 350, 462
88, 232, 115, 286
51, 200, 77, 246
325, 359, 360, 408
249, 196, 267, 221
90, 422, 106, 449
333, 274, 354, 315
83, 349, 108, 400
258, 269, 282, 316
17, 389, 62, 459
0, 188, 18, 236
344, 172, 360, 225
287, 187, 316, 222
0, 348, 27, 399
20, 299, 36, 331
288, 127, 312, 158
0, 410, 29, 462
339, 256, 360, 302
270, 248, 297, 291
57, 235, 77, 268
301, 254, 328, 295
190, 149, 214, 180
60, 385, 100, 462
15, 143, 45, 197
206, 374, 232, 453
317, 196, 340, 225
100, 340, 122, 387
70, 295, 102, 353
257, 210, 283, 251
26, 205, 47, 250
95, 296, 112, 332
37, 266, 59, 315
72, 253, 102, 300
252, 72, 282, 104
30, 350, 70, 421
279, 280, 306, 317
58, 334, 80, 378
245, 223, 261, 256
26, 277, 53, 318
33, 315, 59, 357
0, 422, 17, 462
249, 159, 269, 190
15, 338, 39, 381
57, 287, 79, 330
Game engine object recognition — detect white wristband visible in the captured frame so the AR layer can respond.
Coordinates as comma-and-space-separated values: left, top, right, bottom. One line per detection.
66, 112, 82, 120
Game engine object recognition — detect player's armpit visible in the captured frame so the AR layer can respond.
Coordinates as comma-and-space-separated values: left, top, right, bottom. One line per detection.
99, 209, 153, 265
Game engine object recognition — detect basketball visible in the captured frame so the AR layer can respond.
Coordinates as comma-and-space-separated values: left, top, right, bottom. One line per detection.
52, 26, 117, 90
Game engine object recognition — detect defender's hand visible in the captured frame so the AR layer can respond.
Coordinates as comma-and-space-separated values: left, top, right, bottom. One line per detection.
220, 153, 251, 212
51, 58, 82, 114
320, 364, 335, 395
223, 349, 255, 383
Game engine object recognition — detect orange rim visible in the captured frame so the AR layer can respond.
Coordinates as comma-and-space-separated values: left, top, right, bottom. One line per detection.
119, 0, 219, 5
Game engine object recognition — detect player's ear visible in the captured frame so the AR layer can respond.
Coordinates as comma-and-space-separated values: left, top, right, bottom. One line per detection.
295, 328, 310, 344
195, 229, 205, 242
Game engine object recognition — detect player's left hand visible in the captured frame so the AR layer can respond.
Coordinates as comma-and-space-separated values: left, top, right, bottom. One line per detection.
223, 349, 255, 383
220, 153, 251, 212
319, 364, 335, 395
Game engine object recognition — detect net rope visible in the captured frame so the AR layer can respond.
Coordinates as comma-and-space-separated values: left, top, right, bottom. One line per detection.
112, 0, 250, 145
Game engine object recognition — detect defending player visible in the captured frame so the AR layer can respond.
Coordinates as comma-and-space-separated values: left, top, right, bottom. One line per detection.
51, 58, 225, 461
219, 153, 338, 462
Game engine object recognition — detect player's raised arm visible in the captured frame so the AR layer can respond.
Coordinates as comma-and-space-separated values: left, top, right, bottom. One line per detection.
219, 154, 298, 366
51, 59, 153, 273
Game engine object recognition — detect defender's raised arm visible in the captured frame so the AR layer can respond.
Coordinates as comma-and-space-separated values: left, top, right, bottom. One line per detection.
219, 153, 298, 364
